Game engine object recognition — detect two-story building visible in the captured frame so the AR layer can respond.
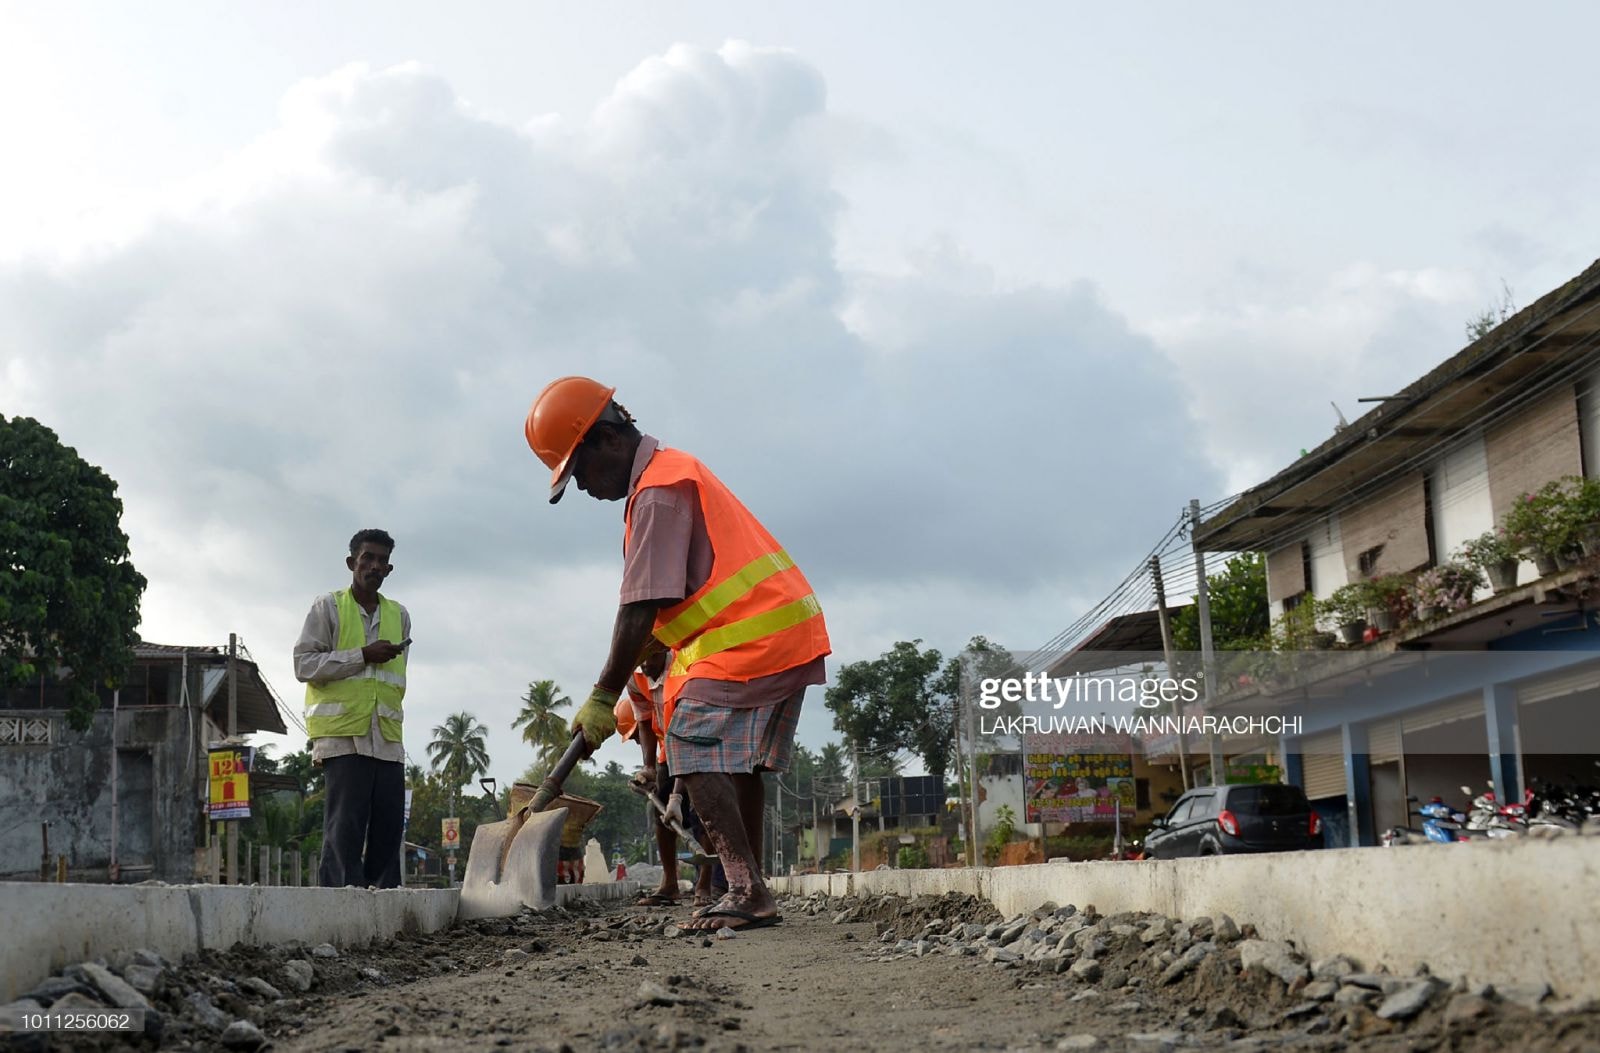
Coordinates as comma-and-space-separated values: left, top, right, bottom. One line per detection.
0, 641, 289, 881
1194, 258, 1600, 846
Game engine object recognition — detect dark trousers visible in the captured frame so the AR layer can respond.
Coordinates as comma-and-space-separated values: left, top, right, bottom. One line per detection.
319, 754, 404, 888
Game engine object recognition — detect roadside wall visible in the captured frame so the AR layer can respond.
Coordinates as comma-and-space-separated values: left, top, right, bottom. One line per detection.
775, 837, 1600, 999
0, 706, 197, 883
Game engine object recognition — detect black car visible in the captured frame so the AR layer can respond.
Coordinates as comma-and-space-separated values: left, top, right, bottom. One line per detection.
1143, 783, 1324, 859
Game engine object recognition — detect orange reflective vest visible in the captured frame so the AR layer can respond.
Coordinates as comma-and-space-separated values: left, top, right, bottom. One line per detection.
625, 670, 669, 764
624, 448, 830, 708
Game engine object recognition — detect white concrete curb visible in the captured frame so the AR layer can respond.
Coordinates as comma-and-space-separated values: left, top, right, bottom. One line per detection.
0, 878, 644, 1001
774, 836, 1600, 999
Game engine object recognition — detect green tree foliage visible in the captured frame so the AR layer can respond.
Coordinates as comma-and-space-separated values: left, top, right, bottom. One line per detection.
426, 711, 491, 815
236, 745, 324, 862
280, 744, 324, 799
825, 639, 961, 783
1171, 553, 1270, 652
402, 763, 499, 869
511, 679, 573, 780
1466, 281, 1516, 343
956, 635, 1024, 749
0, 415, 147, 730
858, 751, 904, 779
816, 743, 848, 786
519, 758, 644, 864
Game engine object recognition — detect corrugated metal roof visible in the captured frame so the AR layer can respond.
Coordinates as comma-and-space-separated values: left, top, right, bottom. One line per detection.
136, 640, 289, 736
1196, 257, 1600, 551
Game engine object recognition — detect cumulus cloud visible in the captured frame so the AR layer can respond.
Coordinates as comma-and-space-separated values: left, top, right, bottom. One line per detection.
2, 42, 1218, 778
1143, 263, 1503, 495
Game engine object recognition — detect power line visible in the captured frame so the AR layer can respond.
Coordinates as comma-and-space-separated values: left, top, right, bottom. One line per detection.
1030, 295, 1600, 668
234, 639, 308, 739
1203, 303, 1600, 560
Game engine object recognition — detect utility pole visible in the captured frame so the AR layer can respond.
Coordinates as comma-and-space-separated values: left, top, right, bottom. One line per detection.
851, 742, 861, 874
775, 777, 784, 876
951, 672, 968, 863
1151, 556, 1190, 791
110, 688, 120, 883
1191, 500, 1225, 785
811, 792, 820, 872
962, 660, 982, 867
227, 633, 238, 885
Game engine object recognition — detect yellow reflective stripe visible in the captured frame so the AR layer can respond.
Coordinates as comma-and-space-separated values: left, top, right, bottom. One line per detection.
670, 594, 821, 677
656, 550, 796, 647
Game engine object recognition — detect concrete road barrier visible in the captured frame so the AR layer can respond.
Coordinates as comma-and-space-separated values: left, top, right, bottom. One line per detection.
0, 878, 647, 1001
775, 836, 1600, 999
0, 882, 455, 1001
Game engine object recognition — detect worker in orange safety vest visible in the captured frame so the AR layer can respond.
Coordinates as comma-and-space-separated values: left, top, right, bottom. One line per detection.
525, 376, 829, 933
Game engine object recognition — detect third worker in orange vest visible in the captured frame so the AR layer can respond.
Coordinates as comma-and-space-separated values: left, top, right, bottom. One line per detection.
525, 376, 830, 932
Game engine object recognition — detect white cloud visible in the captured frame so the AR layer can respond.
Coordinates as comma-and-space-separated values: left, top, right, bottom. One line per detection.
1145, 263, 1497, 494
5, 44, 1217, 783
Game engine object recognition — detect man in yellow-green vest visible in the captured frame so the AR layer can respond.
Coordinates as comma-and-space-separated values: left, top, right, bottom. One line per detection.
293, 528, 411, 888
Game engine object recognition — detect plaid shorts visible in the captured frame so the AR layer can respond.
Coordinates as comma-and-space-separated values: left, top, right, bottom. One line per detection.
665, 690, 805, 776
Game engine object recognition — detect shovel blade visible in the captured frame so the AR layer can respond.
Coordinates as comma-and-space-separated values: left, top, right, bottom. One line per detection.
457, 805, 568, 920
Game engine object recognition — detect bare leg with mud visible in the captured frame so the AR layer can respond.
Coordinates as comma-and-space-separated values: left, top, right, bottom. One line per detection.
677, 771, 778, 931
637, 814, 679, 905
737, 773, 764, 878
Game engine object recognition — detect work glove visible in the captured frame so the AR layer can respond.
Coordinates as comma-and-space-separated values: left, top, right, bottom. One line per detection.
664, 792, 684, 827
571, 685, 620, 753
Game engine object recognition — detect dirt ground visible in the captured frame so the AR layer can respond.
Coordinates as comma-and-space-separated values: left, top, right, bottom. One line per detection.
16, 892, 1600, 1052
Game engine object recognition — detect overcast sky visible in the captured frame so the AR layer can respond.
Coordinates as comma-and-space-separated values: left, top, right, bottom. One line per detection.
5, 3, 1599, 786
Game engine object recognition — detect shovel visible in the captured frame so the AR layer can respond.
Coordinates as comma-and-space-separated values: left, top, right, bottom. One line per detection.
458, 730, 593, 920
628, 780, 715, 865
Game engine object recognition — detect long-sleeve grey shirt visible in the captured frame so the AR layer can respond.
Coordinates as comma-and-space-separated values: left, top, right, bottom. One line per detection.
293, 590, 411, 764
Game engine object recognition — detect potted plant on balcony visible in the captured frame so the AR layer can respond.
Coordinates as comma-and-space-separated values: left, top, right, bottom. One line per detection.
1365, 573, 1411, 632
1569, 475, 1600, 557
1503, 479, 1576, 576
1326, 582, 1374, 644
1458, 528, 1521, 594
1272, 596, 1333, 650
1409, 560, 1485, 621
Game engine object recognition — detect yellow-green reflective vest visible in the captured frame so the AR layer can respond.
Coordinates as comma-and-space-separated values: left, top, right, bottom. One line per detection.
304, 589, 406, 742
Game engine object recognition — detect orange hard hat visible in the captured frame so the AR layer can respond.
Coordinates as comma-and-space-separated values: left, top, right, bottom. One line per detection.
525, 376, 617, 504
613, 697, 639, 742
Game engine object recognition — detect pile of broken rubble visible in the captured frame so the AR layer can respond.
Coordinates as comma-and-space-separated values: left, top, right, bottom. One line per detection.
0, 901, 618, 1052
791, 890, 1588, 1046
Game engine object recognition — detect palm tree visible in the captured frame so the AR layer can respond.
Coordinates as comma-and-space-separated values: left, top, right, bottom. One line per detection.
427, 712, 491, 817
282, 746, 322, 797
818, 743, 849, 785
511, 679, 573, 779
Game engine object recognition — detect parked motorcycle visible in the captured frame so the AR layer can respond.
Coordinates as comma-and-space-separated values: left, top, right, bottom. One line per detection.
1462, 784, 1525, 839
1383, 795, 1470, 845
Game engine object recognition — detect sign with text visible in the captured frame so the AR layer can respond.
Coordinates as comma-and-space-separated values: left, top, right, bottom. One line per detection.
1022, 733, 1134, 824
441, 817, 461, 851
207, 746, 254, 820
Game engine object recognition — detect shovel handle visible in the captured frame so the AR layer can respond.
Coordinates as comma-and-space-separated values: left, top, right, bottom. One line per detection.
529, 730, 589, 813
629, 782, 711, 859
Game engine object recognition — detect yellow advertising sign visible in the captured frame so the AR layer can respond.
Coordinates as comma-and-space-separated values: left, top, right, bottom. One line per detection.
207, 746, 253, 820
441, 817, 461, 851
